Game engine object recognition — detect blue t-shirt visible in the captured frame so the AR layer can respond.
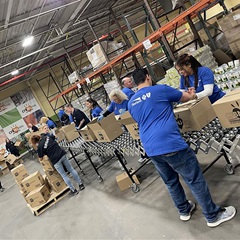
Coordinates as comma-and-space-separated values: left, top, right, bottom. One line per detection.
122, 87, 135, 100
91, 106, 103, 118
58, 109, 65, 119
128, 84, 188, 157
108, 99, 129, 115
179, 66, 225, 104
47, 119, 57, 129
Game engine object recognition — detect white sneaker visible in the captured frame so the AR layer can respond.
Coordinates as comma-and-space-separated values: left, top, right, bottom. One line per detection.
207, 206, 236, 227
180, 200, 196, 221
138, 158, 145, 163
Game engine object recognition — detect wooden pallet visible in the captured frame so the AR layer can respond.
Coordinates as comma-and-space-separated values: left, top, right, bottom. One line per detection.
28, 187, 70, 216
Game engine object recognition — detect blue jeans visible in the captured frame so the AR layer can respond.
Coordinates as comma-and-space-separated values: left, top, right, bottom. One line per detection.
54, 154, 82, 191
151, 146, 221, 222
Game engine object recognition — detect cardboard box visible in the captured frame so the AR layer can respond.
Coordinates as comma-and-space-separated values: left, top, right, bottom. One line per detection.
43, 175, 51, 192
79, 126, 97, 142
14, 140, 25, 149
39, 156, 55, 171
6, 154, 18, 165
17, 182, 28, 196
21, 171, 44, 194
229, 40, 240, 59
88, 113, 124, 142
118, 111, 140, 139
173, 98, 216, 132
1, 166, 9, 175
25, 185, 50, 208
56, 131, 65, 142
11, 164, 28, 183
44, 169, 63, 183
65, 130, 80, 142
116, 172, 140, 191
212, 91, 240, 128
60, 124, 76, 134
50, 178, 68, 193
86, 44, 107, 69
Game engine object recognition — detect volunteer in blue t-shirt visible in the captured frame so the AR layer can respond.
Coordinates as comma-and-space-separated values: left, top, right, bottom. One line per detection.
98, 89, 128, 120
85, 98, 103, 120
121, 76, 135, 100
176, 54, 225, 104
128, 68, 235, 227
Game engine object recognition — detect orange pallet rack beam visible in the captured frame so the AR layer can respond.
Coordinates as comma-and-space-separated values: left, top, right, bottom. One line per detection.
50, 0, 218, 102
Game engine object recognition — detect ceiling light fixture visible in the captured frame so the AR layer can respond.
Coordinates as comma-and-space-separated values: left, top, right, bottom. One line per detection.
11, 69, 19, 76
22, 36, 34, 47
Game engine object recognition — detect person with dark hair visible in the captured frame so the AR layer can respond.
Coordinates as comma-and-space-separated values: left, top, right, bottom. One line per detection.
31, 125, 85, 196
5, 138, 20, 157
0, 181, 5, 192
64, 103, 90, 129
85, 98, 103, 120
128, 68, 236, 227
175, 54, 225, 103
121, 76, 135, 100
58, 106, 72, 126
28, 123, 39, 132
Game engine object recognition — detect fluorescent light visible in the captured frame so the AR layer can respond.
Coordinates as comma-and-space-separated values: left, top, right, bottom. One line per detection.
11, 69, 19, 76
22, 36, 34, 47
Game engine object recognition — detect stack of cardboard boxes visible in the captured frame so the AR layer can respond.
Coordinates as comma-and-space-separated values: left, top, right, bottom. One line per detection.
39, 156, 67, 193
0, 155, 9, 175
218, 9, 240, 59
6, 154, 23, 169
11, 164, 51, 208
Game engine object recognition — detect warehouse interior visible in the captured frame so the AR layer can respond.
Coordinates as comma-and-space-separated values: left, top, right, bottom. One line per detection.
1, 0, 240, 239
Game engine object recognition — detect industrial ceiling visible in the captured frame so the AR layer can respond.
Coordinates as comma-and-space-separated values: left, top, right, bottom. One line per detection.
0, 0, 179, 89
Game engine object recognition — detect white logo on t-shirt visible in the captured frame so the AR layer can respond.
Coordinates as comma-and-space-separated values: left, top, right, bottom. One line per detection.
142, 92, 151, 100
132, 97, 142, 106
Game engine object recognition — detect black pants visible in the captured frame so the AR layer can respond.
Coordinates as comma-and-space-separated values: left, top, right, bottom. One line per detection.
0, 181, 2, 189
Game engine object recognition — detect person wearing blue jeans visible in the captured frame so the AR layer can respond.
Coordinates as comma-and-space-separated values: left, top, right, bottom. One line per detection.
31, 124, 85, 196
54, 154, 82, 193
128, 68, 236, 227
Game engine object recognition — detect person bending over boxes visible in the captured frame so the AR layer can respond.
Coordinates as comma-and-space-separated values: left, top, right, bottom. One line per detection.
31, 124, 85, 196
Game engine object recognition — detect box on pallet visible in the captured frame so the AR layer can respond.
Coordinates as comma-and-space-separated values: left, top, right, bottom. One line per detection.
43, 175, 52, 192
6, 154, 23, 168
17, 182, 28, 196
88, 113, 123, 142
117, 111, 140, 139
116, 171, 140, 191
39, 156, 55, 171
11, 164, 28, 184
50, 178, 67, 193
44, 169, 63, 183
1, 167, 9, 175
173, 98, 216, 132
79, 125, 97, 141
21, 171, 44, 194
212, 90, 240, 128
25, 185, 51, 208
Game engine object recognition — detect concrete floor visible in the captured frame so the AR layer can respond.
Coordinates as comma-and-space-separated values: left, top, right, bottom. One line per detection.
0, 149, 239, 240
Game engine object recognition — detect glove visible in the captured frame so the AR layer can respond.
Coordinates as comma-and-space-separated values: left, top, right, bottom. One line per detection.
75, 126, 80, 130
98, 115, 104, 121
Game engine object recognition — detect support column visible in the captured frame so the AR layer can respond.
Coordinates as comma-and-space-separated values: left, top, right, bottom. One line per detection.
143, 0, 176, 62
109, 7, 141, 69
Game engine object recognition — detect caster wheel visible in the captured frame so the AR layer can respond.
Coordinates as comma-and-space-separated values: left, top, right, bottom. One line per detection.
131, 184, 140, 193
98, 176, 103, 183
224, 164, 234, 175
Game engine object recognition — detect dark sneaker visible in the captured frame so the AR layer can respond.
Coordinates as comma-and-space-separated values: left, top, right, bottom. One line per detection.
79, 184, 85, 191
207, 206, 236, 227
180, 200, 196, 221
68, 189, 79, 196
0, 188, 5, 193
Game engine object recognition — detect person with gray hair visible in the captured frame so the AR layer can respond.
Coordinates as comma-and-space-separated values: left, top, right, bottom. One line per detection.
98, 89, 129, 120
122, 76, 135, 100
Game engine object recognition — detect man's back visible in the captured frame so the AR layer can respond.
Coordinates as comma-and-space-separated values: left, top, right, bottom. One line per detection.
128, 84, 187, 156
